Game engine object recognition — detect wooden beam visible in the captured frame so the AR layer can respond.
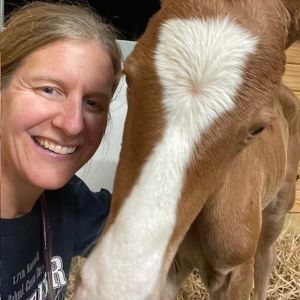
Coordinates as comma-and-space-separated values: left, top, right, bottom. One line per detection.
286, 41, 300, 64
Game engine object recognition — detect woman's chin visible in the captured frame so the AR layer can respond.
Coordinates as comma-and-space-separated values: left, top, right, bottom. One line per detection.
32, 173, 74, 191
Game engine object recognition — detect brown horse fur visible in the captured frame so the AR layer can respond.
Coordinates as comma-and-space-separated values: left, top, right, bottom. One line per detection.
76, 1, 300, 299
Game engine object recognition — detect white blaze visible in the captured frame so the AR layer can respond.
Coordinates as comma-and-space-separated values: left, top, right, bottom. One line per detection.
78, 17, 257, 299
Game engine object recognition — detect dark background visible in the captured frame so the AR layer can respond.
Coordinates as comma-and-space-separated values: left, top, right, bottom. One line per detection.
4, 0, 161, 40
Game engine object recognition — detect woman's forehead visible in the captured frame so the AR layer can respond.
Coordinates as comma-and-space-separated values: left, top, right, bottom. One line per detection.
16, 39, 115, 96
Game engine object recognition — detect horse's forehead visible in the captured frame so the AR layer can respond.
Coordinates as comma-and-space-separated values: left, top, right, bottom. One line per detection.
127, 15, 259, 88
128, 0, 286, 64
126, 2, 286, 105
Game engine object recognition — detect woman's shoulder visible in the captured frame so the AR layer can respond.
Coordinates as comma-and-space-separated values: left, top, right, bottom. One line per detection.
46, 176, 111, 256
46, 175, 91, 198
45, 175, 111, 211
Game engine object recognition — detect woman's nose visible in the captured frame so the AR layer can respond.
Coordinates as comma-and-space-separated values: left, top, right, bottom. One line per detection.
52, 98, 84, 136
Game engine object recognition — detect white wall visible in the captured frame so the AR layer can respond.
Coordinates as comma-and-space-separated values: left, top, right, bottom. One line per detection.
76, 40, 136, 191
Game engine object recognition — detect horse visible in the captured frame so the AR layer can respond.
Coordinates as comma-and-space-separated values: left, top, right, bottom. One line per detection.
76, 0, 300, 299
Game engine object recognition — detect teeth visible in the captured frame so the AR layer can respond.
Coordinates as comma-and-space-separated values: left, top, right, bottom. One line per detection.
35, 137, 76, 154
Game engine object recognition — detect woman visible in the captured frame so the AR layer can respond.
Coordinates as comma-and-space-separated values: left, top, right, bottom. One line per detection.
0, 2, 122, 299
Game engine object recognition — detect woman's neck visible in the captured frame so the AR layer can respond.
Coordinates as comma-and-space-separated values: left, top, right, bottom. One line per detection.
1, 176, 43, 219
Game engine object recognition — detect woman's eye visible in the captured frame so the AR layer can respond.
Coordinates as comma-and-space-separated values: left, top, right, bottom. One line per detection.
41, 86, 55, 94
84, 98, 108, 113
36, 86, 65, 101
85, 99, 97, 107
36, 86, 62, 98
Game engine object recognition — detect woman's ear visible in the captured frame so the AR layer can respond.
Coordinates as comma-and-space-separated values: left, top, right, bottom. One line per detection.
282, 0, 300, 48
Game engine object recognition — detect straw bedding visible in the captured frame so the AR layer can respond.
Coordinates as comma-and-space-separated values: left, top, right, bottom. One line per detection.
66, 232, 300, 299
176, 233, 300, 300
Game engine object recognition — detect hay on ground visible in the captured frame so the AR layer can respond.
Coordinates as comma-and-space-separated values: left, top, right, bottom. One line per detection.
66, 233, 300, 299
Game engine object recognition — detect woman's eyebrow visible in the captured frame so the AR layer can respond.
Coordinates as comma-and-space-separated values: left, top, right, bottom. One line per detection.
85, 91, 111, 101
28, 75, 65, 86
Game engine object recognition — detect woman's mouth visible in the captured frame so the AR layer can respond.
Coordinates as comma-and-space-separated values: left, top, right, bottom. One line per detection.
33, 137, 77, 155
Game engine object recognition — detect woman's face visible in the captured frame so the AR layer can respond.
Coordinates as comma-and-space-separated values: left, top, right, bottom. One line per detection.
2, 39, 114, 190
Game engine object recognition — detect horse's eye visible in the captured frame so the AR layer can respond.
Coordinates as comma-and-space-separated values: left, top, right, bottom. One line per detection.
251, 127, 265, 136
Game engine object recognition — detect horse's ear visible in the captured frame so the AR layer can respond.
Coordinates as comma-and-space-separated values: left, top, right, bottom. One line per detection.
282, 0, 300, 48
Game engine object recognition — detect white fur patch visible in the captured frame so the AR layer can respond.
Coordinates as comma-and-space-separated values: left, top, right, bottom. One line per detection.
77, 17, 257, 300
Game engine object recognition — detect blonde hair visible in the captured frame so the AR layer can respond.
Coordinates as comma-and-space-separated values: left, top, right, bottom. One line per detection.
0, 1, 122, 92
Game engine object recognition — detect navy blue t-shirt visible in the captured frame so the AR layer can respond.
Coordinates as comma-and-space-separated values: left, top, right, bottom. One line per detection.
0, 175, 110, 300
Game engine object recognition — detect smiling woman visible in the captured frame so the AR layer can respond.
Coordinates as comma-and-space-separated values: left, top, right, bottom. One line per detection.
0, 2, 121, 300
2, 39, 112, 190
